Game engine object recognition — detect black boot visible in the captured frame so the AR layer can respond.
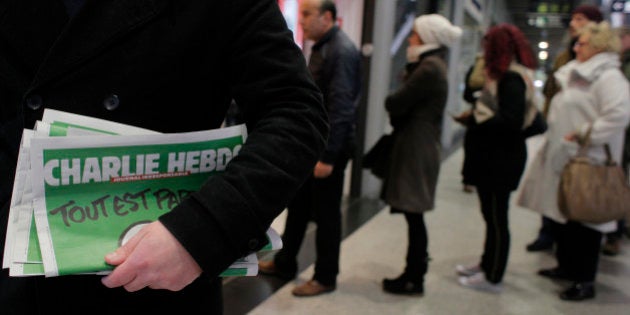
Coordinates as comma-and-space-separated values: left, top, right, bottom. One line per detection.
526, 238, 553, 252
382, 274, 424, 295
559, 282, 595, 301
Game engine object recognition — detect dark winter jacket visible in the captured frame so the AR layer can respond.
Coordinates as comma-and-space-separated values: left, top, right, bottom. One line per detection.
462, 71, 528, 191
382, 47, 448, 213
309, 26, 361, 164
0, 0, 328, 313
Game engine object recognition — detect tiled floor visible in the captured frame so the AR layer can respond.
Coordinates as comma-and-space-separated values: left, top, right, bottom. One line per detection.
224, 135, 630, 315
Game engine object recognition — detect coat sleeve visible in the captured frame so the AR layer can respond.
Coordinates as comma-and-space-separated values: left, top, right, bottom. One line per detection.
159, 0, 328, 278
581, 70, 630, 146
385, 57, 444, 128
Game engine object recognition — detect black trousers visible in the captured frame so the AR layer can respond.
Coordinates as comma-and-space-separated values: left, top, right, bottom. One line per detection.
476, 187, 511, 284
536, 215, 559, 243
274, 156, 349, 286
556, 221, 603, 282
604, 219, 626, 242
400, 211, 428, 282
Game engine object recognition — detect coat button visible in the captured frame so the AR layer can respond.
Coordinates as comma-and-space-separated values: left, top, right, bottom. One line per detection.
103, 94, 120, 110
25, 95, 43, 110
248, 239, 259, 250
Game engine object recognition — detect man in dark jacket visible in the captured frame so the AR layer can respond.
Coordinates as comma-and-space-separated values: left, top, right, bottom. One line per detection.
0, 0, 328, 314
258, 0, 360, 297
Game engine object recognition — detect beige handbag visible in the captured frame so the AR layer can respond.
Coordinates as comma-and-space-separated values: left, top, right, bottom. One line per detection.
558, 132, 630, 224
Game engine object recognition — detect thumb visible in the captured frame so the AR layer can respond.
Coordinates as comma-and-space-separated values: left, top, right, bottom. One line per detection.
105, 226, 145, 266
105, 247, 129, 266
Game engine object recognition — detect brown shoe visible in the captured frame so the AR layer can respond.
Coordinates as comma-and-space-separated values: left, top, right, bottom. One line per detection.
291, 280, 335, 297
602, 240, 620, 256
463, 184, 475, 193
258, 260, 295, 280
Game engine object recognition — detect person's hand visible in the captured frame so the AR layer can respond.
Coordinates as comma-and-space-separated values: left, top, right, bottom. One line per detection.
101, 221, 202, 292
313, 161, 333, 178
452, 109, 472, 125
564, 132, 578, 142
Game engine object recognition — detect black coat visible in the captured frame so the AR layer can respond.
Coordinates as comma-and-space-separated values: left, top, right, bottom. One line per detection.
0, 0, 328, 313
463, 71, 527, 191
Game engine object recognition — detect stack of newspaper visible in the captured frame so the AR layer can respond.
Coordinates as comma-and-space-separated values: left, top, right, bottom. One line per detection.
3, 109, 282, 278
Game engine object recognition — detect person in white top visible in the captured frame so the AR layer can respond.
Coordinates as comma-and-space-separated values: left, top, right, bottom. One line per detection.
518, 21, 630, 301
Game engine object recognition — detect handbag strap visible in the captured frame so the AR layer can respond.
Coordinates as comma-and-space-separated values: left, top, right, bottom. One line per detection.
603, 144, 616, 166
576, 125, 593, 157
577, 124, 616, 166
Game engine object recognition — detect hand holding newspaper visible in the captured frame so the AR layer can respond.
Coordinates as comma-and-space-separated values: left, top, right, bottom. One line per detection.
4, 109, 282, 278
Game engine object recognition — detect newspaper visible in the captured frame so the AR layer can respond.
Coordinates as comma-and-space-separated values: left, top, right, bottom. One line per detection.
4, 109, 281, 278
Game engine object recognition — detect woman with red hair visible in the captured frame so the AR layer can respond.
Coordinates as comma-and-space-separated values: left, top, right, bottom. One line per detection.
455, 23, 537, 292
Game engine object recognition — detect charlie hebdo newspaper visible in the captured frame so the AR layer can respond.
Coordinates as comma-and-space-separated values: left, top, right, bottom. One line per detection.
4, 109, 281, 277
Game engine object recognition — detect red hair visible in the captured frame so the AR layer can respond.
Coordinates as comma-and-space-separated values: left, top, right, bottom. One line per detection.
483, 23, 537, 80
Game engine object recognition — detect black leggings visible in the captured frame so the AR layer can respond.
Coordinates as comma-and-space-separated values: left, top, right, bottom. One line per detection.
476, 187, 511, 284
393, 210, 429, 282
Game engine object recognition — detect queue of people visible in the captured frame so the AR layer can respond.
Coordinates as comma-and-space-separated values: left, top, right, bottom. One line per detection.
1, 1, 628, 314
259, 6, 629, 304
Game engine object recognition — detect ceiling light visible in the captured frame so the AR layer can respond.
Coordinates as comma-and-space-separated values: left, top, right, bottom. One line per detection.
539, 51, 549, 60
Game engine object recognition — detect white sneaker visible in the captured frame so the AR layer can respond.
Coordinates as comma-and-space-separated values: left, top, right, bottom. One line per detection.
455, 263, 482, 277
458, 273, 502, 293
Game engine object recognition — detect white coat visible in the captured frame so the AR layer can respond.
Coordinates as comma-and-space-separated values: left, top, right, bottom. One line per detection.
518, 52, 630, 233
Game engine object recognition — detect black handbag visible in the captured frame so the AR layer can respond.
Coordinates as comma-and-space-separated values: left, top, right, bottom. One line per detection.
362, 134, 394, 179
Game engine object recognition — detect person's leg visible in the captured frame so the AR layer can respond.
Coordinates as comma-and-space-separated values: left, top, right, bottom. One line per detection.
382, 211, 426, 294
402, 212, 428, 282
602, 219, 623, 256
562, 221, 602, 282
552, 223, 573, 280
526, 216, 555, 251
272, 178, 314, 277
477, 188, 511, 284
559, 221, 602, 301
311, 157, 349, 287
